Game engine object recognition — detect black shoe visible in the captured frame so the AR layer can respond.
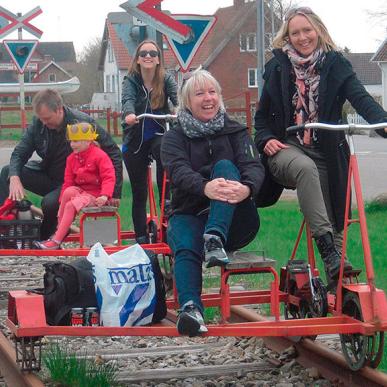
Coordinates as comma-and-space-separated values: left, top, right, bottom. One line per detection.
203, 233, 229, 268
177, 301, 208, 337
316, 233, 352, 281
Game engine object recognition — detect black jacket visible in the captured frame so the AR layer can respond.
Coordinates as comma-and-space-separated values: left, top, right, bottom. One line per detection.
9, 107, 123, 198
254, 49, 387, 230
161, 114, 265, 216
121, 72, 178, 152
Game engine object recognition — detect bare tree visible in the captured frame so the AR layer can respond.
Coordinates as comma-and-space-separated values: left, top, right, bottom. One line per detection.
64, 38, 103, 106
367, 0, 387, 37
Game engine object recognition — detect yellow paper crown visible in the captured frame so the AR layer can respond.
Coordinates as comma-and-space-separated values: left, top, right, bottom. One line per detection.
67, 123, 99, 141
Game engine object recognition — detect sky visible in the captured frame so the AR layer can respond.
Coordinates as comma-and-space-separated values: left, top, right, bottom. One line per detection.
0, 0, 386, 55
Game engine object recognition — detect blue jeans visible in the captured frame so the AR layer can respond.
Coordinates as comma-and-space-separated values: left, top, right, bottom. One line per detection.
167, 160, 260, 312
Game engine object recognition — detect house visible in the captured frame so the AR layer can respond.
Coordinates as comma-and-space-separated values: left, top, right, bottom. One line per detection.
0, 41, 77, 101
372, 38, 387, 109
99, 0, 384, 115
97, 12, 177, 111
98, 0, 278, 112
190, 0, 276, 108
343, 52, 382, 101
31, 42, 77, 84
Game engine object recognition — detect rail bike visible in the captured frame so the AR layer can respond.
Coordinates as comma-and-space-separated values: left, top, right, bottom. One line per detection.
2, 122, 387, 373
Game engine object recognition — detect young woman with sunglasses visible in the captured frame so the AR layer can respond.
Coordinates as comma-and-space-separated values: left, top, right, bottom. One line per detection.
121, 40, 178, 244
254, 7, 387, 289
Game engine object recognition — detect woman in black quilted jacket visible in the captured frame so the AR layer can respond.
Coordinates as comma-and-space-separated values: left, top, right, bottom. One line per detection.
121, 40, 178, 244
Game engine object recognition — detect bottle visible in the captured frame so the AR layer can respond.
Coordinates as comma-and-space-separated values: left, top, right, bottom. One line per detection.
15, 200, 34, 249
16, 199, 33, 221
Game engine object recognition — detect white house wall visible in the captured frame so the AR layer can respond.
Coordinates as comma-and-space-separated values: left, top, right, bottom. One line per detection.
103, 41, 121, 111
380, 62, 387, 110
364, 84, 382, 98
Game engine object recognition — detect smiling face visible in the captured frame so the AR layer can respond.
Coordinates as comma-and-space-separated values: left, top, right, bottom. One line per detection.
288, 14, 319, 57
188, 81, 220, 122
136, 42, 160, 70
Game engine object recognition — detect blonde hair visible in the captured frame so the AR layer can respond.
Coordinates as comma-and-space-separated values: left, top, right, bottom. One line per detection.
129, 40, 166, 109
272, 8, 337, 52
179, 69, 225, 112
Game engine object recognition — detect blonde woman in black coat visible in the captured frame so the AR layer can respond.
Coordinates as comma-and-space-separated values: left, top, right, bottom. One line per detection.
254, 7, 387, 288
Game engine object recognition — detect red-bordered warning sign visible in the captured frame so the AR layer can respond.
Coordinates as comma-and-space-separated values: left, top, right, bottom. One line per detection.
3, 39, 39, 74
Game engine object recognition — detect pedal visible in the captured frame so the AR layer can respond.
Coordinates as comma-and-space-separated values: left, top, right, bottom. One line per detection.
286, 259, 309, 274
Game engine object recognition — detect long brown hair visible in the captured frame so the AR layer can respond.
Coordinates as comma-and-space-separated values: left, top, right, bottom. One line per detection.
129, 40, 166, 109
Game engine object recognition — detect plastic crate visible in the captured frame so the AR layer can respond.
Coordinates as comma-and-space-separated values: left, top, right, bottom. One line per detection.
0, 219, 41, 249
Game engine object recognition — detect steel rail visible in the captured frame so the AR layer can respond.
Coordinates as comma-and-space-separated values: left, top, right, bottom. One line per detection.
230, 305, 387, 387
0, 331, 44, 387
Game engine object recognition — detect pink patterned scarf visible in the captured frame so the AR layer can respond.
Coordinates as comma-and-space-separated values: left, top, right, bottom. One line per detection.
283, 43, 325, 145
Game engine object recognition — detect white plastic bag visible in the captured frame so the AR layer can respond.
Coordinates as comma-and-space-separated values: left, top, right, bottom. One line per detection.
87, 242, 156, 326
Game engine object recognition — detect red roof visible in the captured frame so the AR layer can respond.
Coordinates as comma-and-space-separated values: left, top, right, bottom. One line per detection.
372, 38, 387, 62
107, 21, 132, 70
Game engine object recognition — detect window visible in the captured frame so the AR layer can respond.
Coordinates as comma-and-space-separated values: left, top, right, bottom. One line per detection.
240, 33, 256, 52
49, 73, 56, 82
105, 75, 111, 92
108, 42, 114, 63
248, 68, 258, 88
111, 74, 116, 92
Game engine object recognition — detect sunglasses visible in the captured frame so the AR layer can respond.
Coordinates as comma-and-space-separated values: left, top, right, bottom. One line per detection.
138, 50, 159, 58
284, 6, 313, 21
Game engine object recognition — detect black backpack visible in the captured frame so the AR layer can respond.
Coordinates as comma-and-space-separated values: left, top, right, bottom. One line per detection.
32, 252, 167, 326
33, 258, 98, 326
144, 249, 167, 323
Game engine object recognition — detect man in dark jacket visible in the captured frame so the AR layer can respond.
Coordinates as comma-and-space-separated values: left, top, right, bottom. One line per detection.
0, 89, 123, 239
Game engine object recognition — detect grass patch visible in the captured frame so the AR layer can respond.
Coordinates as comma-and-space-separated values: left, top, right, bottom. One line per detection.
42, 343, 118, 387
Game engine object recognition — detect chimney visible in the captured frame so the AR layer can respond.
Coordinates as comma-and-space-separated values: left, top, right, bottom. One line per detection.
234, 0, 245, 7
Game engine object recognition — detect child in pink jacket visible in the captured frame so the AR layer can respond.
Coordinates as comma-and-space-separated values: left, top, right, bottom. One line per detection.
35, 122, 116, 249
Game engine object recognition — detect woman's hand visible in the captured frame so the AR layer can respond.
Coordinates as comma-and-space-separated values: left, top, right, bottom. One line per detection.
204, 178, 250, 204
224, 180, 251, 204
264, 139, 289, 156
124, 114, 138, 126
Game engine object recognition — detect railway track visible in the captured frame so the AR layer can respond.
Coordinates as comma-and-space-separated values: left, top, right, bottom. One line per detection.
1, 254, 386, 386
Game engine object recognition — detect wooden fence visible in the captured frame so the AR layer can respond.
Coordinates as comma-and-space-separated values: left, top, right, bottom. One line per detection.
0, 94, 254, 137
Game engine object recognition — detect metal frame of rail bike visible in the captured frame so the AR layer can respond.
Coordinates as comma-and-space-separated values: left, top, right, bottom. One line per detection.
3, 122, 387, 372
283, 122, 387, 370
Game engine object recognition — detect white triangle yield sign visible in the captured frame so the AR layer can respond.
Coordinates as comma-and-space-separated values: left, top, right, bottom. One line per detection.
165, 15, 216, 72
3, 40, 38, 74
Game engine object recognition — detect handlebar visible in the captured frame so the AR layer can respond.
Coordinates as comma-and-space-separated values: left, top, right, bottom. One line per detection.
136, 113, 177, 121
286, 122, 387, 134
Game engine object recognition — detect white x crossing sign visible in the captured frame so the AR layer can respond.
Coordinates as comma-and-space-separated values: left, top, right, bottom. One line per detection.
0, 6, 43, 39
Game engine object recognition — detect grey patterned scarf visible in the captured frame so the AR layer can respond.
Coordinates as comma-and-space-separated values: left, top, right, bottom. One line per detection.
178, 109, 225, 139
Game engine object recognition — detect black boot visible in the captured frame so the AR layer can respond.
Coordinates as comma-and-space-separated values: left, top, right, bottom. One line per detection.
316, 232, 352, 282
